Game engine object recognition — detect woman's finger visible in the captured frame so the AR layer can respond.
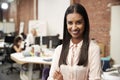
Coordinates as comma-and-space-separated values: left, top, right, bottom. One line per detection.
53, 71, 59, 79
54, 71, 63, 80
57, 72, 63, 80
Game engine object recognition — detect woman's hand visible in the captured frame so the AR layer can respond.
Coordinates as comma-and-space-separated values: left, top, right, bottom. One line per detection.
53, 70, 63, 80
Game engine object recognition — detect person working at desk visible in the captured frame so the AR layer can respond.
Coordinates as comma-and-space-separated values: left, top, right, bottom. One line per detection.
11, 36, 23, 53
25, 28, 37, 47
48, 3, 101, 80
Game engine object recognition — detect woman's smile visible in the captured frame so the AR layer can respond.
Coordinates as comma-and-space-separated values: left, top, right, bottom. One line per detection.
71, 29, 80, 35
67, 13, 85, 39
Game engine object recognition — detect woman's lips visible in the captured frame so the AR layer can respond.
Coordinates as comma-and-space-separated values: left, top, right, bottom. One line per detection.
71, 30, 80, 35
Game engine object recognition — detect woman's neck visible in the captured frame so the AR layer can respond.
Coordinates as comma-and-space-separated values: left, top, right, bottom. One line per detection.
71, 38, 83, 44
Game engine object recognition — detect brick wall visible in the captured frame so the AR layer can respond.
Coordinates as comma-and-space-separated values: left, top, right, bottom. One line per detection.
17, 0, 34, 34
76, 0, 120, 56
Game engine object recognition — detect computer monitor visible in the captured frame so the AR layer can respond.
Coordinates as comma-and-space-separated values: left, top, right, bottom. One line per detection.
35, 36, 62, 48
35, 37, 40, 45
4, 36, 15, 44
35, 36, 49, 46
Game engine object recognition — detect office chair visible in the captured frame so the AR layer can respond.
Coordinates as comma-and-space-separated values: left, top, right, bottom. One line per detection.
0, 31, 4, 39
42, 67, 50, 80
2, 36, 20, 75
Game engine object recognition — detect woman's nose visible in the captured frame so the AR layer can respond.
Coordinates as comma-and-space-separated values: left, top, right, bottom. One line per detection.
72, 24, 77, 30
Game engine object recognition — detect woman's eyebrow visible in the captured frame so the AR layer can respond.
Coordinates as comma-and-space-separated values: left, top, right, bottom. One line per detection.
77, 18, 83, 21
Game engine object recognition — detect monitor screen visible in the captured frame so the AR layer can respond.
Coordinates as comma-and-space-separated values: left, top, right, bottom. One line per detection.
35, 36, 49, 46
4, 36, 15, 43
35, 36, 61, 48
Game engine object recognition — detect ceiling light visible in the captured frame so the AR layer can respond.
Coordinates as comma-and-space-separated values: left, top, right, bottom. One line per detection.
1, 2, 9, 10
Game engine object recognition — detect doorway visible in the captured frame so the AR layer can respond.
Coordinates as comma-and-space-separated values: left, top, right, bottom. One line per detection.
110, 5, 120, 64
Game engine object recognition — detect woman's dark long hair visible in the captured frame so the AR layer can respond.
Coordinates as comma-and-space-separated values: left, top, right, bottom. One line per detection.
13, 36, 22, 48
59, 3, 90, 67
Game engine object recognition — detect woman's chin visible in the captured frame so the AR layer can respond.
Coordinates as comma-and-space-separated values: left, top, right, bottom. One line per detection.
72, 36, 80, 39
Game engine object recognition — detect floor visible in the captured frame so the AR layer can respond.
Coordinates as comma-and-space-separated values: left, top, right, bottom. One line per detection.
0, 63, 20, 80
0, 53, 43, 80
0, 50, 21, 80
0, 62, 44, 80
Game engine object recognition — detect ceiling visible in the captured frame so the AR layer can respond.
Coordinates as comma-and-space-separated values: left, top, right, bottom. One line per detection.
0, 0, 14, 4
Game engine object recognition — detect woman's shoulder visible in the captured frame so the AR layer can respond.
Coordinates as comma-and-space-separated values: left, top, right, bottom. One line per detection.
89, 40, 100, 49
53, 45, 62, 56
27, 33, 32, 37
52, 45, 62, 60
55, 44, 62, 52
88, 40, 100, 58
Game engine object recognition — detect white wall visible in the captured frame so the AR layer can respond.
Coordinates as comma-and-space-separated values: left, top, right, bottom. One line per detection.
0, 22, 15, 33
110, 6, 120, 64
38, 0, 70, 39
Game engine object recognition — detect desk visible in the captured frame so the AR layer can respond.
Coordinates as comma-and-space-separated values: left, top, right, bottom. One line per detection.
0, 39, 4, 42
0, 42, 4, 49
102, 71, 120, 80
11, 53, 53, 80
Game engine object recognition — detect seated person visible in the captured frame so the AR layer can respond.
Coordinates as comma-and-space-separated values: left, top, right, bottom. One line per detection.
11, 36, 23, 53
25, 28, 37, 47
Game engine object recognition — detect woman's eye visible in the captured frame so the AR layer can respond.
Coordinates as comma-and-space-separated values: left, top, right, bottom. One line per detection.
68, 21, 73, 25
76, 21, 82, 25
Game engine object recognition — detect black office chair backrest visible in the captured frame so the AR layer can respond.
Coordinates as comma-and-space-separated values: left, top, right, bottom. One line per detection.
0, 31, 4, 39
4, 36, 15, 56
5, 44, 15, 63
4, 36, 15, 44
4, 36, 15, 63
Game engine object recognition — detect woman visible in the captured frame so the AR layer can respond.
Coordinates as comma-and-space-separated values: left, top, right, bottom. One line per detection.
11, 36, 23, 53
25, 28, 37, 46
48, 3, 101, 80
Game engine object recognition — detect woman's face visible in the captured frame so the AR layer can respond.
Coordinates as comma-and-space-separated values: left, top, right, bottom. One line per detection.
18, 40, 22, 46
31, 29, 37, 36
67, 12, 85, 39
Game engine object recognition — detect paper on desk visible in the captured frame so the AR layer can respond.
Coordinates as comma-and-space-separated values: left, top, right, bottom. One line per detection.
102, 71, 120, 80
60, 65, 87, 80
0, 42, 4, 47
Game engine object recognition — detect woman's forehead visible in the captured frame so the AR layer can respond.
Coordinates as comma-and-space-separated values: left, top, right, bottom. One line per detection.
67, 13, 83, 21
